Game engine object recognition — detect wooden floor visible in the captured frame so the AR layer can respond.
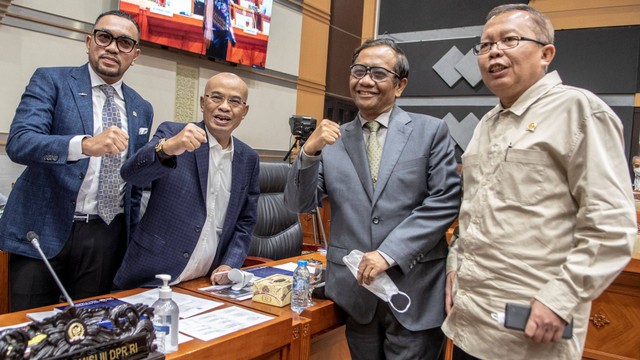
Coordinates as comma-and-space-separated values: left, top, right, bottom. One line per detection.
310, 325, 351, 360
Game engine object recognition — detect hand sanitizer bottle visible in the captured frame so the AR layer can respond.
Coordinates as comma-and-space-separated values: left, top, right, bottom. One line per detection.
152, 274, 179, 353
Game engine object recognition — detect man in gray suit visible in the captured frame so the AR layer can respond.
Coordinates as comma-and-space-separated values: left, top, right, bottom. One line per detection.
284, 38, 460, 359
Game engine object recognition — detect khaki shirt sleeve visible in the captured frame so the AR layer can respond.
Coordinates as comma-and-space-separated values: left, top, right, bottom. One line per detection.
534, 109, 635, 321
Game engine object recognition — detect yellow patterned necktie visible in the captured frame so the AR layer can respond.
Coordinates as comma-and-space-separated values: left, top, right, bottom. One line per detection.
97, 84, 123, 224
364, 121, 382, 186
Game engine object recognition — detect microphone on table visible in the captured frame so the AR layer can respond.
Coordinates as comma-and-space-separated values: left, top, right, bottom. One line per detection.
26, 231, 75, 307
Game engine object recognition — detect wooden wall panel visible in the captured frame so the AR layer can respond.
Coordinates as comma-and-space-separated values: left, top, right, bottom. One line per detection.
361, 0, 376, 40
296, 0, 331, 120
530, 0, 640, 29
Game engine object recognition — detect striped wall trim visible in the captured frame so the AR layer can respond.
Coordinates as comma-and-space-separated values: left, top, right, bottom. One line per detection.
380, 26, 484, 44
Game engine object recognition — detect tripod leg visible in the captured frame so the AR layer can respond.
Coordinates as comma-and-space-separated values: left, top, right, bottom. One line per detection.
311, 211, 319, 245
314, 207, 328, 248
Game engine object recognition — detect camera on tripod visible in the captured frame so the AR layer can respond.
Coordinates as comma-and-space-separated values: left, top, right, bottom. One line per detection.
284, 115, 317, 163
289, 115, 316, 145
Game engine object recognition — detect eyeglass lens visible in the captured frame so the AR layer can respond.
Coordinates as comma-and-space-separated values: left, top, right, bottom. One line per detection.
474, 36, 544, 55
94, 30, 136, 53
206, 94, 245, 107
351, 65, 395, 81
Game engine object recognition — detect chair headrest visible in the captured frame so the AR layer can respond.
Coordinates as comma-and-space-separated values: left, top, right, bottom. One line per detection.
259, 162, 291, 193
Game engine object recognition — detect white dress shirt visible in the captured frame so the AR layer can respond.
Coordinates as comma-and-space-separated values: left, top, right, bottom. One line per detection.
173, 129, 233, 284
69, 64, 129, 216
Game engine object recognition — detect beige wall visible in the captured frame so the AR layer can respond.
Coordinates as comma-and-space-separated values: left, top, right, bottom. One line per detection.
1, 0, 302, 151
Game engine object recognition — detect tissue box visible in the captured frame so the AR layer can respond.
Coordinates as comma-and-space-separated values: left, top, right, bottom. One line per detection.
252, 274, 293, 307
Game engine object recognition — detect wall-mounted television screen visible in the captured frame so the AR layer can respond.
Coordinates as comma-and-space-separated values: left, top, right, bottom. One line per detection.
119, 0, 273, 68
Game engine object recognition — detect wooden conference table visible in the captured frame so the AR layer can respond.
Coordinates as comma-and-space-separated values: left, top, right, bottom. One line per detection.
0, 253, 344, 360
177, 252, 345, 360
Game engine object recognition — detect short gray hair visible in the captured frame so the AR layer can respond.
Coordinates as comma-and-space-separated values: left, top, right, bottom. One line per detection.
486, 4, 554, 44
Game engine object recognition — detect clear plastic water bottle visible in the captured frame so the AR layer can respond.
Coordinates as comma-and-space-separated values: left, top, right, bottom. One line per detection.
291, 259, 310, 314
152, 274, 179, 353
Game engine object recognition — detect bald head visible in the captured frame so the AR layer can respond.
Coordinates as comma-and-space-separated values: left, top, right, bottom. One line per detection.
200, 72, 250, 148
205, 72, 249, 102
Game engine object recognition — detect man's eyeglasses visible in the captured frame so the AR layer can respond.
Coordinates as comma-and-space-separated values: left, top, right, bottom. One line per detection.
204, 93, 246, 108
473, 36, 548, 55
350, 64, 400, 82
93, 29, 138, 53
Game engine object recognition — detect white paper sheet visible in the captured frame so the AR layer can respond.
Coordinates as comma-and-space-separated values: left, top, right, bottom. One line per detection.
273, 262, 298, 272
179, 306, 273, 342
120, 289, 224, 318
26, 310, 57, 322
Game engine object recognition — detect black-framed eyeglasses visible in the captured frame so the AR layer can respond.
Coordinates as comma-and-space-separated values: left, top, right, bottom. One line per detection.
204, 93, 246, 108
350, 64, 400, 82
473, 36, 548, 55
93, 29, 138, 53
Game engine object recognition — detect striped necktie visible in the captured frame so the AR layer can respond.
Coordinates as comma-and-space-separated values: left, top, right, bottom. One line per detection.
97, 84, 123, 224
364, 121, 382, 186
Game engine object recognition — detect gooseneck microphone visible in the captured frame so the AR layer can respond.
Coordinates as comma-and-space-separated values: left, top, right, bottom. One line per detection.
26, 231, 75, 307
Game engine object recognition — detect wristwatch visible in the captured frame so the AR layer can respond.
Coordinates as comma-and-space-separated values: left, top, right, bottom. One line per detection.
155, 138, 170, 160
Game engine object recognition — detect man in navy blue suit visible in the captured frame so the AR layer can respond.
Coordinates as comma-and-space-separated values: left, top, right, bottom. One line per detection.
114, 72, 260, 289
0, 10, 154, 311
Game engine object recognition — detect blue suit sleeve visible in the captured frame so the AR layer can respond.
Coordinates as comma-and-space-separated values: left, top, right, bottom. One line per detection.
7, 68, 77, 166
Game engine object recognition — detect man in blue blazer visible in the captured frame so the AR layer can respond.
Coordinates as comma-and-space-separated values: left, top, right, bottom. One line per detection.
284, 39, 461, 359
114, 72, 259, 289
0, 10, 153, 311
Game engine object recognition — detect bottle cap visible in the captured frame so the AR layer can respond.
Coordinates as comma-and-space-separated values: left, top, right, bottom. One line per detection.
298, 259, 307, 267
156, 274, 172, 299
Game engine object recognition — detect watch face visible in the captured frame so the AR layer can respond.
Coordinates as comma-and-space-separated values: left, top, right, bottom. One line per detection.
155, 139, 165, 152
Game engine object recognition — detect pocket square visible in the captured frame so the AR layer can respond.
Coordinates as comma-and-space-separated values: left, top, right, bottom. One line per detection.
139, 128, 148, 135
132, 111, 138, 117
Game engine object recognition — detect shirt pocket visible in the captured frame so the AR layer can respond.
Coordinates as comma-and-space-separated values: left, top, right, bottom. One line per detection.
494, 148, 552, 205
461, 153, 481, 200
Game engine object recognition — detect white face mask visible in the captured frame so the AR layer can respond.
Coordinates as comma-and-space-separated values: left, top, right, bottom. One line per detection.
634, 167, 640, 176
343, 249, 411, 313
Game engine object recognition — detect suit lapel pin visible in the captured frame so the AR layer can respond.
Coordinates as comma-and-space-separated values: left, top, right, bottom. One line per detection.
527, 122, 537, 132
78, 92, 88, 96
133, 111, 138, 117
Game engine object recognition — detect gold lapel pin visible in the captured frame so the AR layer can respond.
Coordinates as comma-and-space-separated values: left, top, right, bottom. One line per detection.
527, 122, 537, 132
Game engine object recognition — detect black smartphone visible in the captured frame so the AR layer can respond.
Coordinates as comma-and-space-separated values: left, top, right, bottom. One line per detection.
504, 303, 573, 339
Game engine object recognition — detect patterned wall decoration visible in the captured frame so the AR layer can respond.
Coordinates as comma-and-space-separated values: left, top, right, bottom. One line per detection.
432, 47, 482, 88
174, 63, 200, 123
442, 112, 480, 150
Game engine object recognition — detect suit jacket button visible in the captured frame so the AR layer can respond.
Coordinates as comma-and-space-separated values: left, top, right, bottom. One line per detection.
372, 217, 379, 224
195, 226, 201, 232
183, 252, 189, 258
79, 172, 85, 179
71, 201, 76, 206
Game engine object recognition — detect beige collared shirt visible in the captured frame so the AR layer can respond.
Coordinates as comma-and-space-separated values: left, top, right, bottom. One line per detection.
173, 129, 233, 284
442, 71, 635, 359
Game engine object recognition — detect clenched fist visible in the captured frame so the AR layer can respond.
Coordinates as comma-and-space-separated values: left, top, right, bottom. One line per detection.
162, 123, 208, 156
82, 126, 129, 157
302, 119, 341, 155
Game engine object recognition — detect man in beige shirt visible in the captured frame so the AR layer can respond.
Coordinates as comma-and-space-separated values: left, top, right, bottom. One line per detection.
442, 4, 636, 359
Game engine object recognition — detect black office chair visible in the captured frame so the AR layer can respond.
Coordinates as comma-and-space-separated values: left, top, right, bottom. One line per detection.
247, 162, 303, 262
